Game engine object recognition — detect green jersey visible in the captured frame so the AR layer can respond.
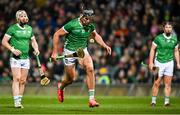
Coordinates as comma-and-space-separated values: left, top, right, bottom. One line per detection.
5, 23, 34, 59
63, 18, 95, 51
153, 33, 178, 63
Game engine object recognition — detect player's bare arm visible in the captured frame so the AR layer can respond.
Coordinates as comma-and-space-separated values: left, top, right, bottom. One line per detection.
174, 47, 180, 69
92, 31, 111, 55
2, 35, 21, 56
149, 43, 156, 70
51, 28, 67, 61
31, 36, 40, 55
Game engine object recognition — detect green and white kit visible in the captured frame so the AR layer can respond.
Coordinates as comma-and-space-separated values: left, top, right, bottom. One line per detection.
153, 33, 178, 77
5, 23, 34, 69
62, 18, 95, 65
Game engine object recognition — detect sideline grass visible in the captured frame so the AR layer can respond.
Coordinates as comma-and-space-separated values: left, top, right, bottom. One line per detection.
0, 96, 180, 114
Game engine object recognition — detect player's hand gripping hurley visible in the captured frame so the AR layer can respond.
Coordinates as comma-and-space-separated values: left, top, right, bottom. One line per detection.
50, 48, 85, 62
35, 54, 50, 85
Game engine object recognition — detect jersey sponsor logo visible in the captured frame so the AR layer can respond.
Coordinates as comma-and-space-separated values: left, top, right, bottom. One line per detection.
73, 29, 81, 33
16, 30, 22, 33
23, 31, 26, 34
16, 30, 30, 34
73, 29, 85, 33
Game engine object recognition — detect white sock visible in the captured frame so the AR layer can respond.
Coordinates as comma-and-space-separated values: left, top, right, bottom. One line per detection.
14, 95, 19, 104
89, 89, 95, 101
152, 96, 156, 104
18, 95, 23, 102
165, 96, 170, 104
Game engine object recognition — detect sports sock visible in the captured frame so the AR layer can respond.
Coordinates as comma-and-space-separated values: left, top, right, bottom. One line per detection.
59, 82, 64, 90
152, 96, 156, 104
164, 96, 170, 104
18, 95, 22, 102
89, 89, 95, 101
14, 95, 19, 104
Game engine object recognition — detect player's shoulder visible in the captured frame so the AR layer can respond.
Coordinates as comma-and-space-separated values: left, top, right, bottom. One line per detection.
157, 33, 163, 38
64, 18, 78, 27
25, 24, 32, 29
172, 32, 177, 40
5, 24, 18, 32
155, 33, 163, 40
154, 34, 163, 41
72, 18, 78, 22
88, 23, 95, 27
68, 18, 78, 24
8, 23, 17, 29
86, 23, 95, 30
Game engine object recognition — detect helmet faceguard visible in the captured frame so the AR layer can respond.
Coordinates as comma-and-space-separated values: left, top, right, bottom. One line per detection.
83, 9, 95, 17
81, 9, 95, 25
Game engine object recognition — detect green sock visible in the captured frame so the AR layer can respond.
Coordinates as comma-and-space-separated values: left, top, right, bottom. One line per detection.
59, 82, 65, 90
60, 85, 64, 90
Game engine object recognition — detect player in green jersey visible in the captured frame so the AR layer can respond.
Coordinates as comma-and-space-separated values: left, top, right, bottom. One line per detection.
51, 9, 111, 107
2, 10, 39, 108
149, 21, 180, 106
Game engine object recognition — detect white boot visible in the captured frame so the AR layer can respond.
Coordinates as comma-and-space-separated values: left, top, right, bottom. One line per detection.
14, 100, 24, 108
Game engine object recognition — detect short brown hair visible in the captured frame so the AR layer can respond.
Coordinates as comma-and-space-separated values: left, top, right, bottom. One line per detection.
162, 21, 173, 27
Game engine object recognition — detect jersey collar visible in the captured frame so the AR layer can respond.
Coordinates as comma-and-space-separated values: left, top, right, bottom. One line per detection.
16, 23, 25, 29
163, 33, 172, 39
78, 17, 83, 27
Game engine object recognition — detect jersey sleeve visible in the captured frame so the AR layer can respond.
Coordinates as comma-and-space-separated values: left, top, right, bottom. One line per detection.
91, 23, 95, 32
63, 21, 73, 33
153, 36, 159, 46
31, 29, 35, 39
174, 36, 178, 48
5, 26, 13, 38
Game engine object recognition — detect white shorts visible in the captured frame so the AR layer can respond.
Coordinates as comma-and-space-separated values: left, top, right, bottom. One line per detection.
10, 57, 30, 69
154, 59, 174, 77
63, 48, 89, 66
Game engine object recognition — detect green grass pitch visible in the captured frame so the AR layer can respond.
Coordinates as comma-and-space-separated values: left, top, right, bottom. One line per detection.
0, 96, 180, 114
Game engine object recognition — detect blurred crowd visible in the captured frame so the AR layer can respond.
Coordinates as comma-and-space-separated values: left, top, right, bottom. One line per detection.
0, 0, 180, 85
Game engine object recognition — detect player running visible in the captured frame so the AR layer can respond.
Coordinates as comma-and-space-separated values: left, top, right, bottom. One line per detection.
51, 9, 111, 107
2, 10, 39, 108
149, 21, 180, 106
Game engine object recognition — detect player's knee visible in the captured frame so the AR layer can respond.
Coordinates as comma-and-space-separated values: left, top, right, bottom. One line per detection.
86, 66, 94, 73
66, 77, 74, 84
154, 81, 160, 88
165, 83, 171, 89
20, 79, 26, 85
66, 73, 76, 83
13, 77, 20, 82
65, 79, 73, 84
69, 80, 73, 84
66, 70, 76, 79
